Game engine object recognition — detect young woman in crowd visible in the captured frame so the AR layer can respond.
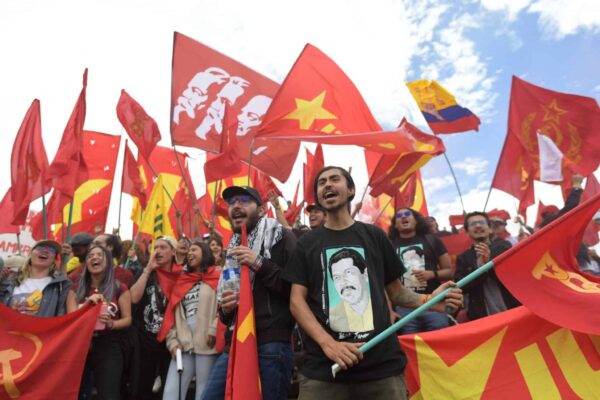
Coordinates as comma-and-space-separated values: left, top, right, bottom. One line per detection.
67, 245, 132, 400
207, 235, 225, 267
162, 240, 220, 400
0, 240, 70, 317
175, 237, 192, 265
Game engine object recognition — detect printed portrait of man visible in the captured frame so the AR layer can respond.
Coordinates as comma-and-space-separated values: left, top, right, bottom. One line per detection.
327, 248, 374, 333
399, 245, 426, 290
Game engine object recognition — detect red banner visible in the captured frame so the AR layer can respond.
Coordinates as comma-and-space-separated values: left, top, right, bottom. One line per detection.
0, 304, 99, 400
400, 306, 600, 399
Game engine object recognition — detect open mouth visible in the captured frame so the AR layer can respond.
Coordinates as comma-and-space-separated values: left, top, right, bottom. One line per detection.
322, 190, 337, 202
38, 253, 49, 260
231, 211, 247, 224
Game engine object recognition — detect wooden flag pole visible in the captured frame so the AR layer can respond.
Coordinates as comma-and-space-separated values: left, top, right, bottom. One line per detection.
41, 194, 48, 240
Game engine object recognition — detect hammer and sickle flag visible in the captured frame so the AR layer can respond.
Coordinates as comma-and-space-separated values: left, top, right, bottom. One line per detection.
0, 303, 99, 400
493, 192, 600, 335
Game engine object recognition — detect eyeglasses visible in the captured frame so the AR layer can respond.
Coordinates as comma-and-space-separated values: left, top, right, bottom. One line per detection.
34, 245, 57, 254
396, 210, 412, 218
468, 220, 488, 228
226, 195, 253, 206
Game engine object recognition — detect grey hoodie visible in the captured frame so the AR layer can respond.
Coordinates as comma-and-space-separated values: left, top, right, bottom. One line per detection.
0, 273, 72, 317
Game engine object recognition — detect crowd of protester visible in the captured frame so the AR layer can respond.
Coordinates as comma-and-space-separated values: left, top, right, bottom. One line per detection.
0, 168, 597, 400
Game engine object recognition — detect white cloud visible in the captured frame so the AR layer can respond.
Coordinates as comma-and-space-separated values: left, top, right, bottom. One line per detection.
418, 13, 499, 120
422, 175, 454, 194
453, 157, 490, 176
480, 0, 600, 40
480, 0, 531, 21
528, 0, 600, 39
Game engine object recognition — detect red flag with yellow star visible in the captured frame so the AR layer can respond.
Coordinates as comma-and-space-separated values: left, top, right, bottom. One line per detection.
368, 119, 445, 197
31, 131, 121, 240
491, 76, 600, 213
400, 306, 600, 399
225, 225, 261, 400
257, 44, 418, 156
117, 89, 162, 161
493, 192, 600, 335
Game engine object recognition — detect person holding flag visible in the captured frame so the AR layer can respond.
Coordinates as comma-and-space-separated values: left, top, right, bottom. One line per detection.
129, 236, 183, 399
283, 166, 462, 399
203, 186, 297, 400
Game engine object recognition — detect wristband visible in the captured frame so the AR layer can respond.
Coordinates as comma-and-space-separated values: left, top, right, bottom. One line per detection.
250, 255, 264, 272
421, 294, 431, 305
433, 270, 439, 279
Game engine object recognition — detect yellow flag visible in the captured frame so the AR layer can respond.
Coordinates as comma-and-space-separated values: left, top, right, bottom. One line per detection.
138, 175, 175, 239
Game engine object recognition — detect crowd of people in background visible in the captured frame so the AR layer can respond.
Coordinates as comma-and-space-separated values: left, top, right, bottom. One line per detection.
0, 167, 598, 400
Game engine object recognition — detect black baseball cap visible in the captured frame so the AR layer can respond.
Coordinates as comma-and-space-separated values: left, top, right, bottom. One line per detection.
306, 204, 325, 213
222, 186, 262, 206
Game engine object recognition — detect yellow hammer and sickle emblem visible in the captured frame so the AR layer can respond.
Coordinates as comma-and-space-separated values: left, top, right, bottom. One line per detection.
532, 252, 600, 294
0, 332, 43, 399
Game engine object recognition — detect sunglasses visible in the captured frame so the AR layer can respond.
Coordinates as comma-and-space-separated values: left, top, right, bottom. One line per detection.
34, 245, 57, 254
468, 220, 488, 228
396, 210, 412, 218
226, 195, 253, 206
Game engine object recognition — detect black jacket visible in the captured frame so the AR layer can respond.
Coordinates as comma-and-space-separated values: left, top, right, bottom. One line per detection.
454, 239, 520, 321
220, 228, 297, 346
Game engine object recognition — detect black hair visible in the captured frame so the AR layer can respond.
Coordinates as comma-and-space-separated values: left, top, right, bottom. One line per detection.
388, 208, 431, 240
328, 248, 366, 275
313, 166, 355, 206
105, 234, 122, 260
464, 211, 490, 229
189, 240, 215, 271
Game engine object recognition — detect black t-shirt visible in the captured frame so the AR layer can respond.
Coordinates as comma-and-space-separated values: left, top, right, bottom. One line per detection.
392, 235, 447, 294
283, 221, 407, 382
133, 271, 167, 346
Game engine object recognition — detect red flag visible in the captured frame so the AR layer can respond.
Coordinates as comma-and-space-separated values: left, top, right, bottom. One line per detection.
395, 170, 429, 216
47, 69, 89, 200
494, 192, 600, 335
122, 141, 148, 209
284, 180, 302, 225
204, 106, 242, 183
491, 76, 600, 211
400, 306, 600, 399
253, 169, 282, 205
0, 189, 21, 234
368, 120, 445, 197
257, 44, 416, 157
487, 209, 511, 221
170, 32, 296, 181
10, 99, 51, 225
116, 89, 161, 161
439, 232, 471, 270
225, 225, 261, 400
32, 131, 121, 240
303, 144, 324, 203
0, 303, 99, 399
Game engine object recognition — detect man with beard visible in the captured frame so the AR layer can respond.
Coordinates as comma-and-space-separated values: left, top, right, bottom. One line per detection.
130, 236, 183, 399
454, 212, 519, 321
202, 186, 297, 400
284, 166, 462, 399
389, 208, 453, 334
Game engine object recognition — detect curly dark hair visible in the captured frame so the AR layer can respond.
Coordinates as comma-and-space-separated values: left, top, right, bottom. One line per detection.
388, 208, 432, 240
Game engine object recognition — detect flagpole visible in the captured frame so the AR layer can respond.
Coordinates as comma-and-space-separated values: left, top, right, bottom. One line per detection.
331, 258, 496, 377
431, 131, 466, 214
145, 160, 182, 215
16, 233, 21, 255
373, 196, 393, 222
117, 190, 123, 237
41, 194, 48, 240
246, 138, 256, 186
211, 180, 221, 230
66, 200, 74, 242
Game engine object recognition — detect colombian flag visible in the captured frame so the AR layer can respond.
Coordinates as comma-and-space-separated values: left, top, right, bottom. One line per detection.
406, 80, 480, 134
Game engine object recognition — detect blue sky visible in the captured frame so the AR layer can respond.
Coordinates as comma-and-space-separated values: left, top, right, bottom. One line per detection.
0, 0, 598, 239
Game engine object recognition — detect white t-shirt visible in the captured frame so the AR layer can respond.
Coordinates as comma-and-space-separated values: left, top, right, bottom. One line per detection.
10, 277, 53, 315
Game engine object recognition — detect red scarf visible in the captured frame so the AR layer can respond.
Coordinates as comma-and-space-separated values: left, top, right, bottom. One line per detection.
157, 266, 220, 342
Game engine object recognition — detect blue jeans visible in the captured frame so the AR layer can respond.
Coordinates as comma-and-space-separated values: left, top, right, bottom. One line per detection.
396, 307, 449, 335
202, 341, 293, 400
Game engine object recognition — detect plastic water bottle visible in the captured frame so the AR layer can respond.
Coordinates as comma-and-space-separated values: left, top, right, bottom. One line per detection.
222, 254, 240, 294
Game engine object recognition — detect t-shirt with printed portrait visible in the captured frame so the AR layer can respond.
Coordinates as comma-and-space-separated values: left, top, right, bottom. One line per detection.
283, 221, 407, 382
